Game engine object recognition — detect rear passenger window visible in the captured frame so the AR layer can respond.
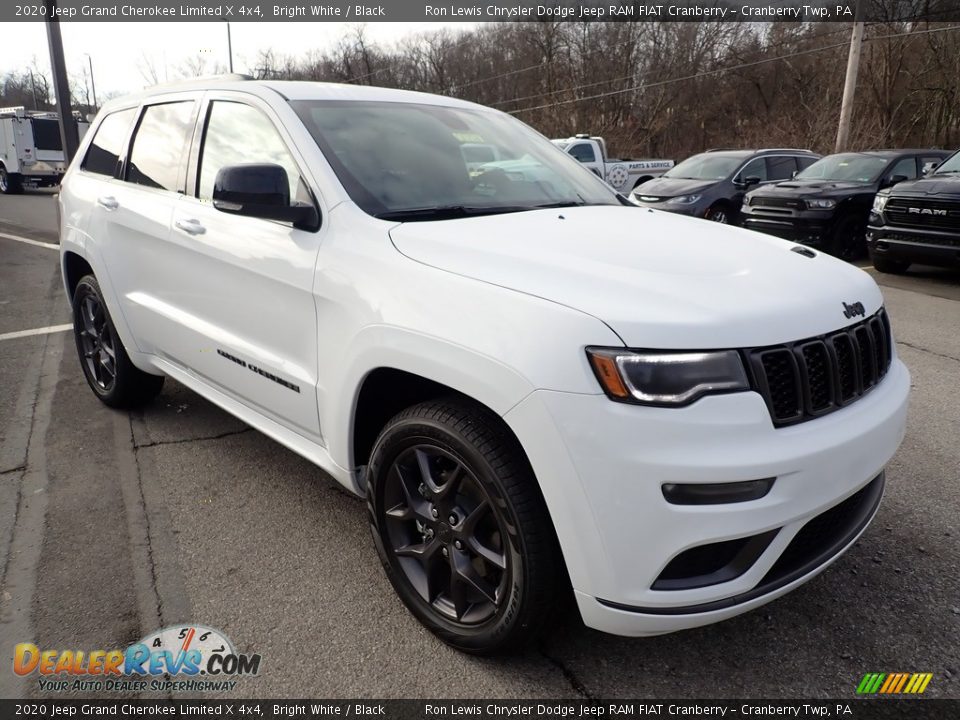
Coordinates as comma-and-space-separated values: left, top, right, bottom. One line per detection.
766, 156, 797, 181
197, 101, 302, 204
81, 108, 136, 177
797, 156, 818, 171
126, 102, 196, 192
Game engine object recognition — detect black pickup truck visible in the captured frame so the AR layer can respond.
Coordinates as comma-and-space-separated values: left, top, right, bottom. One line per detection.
741, 150, 950, 260
867, 150, 960, 273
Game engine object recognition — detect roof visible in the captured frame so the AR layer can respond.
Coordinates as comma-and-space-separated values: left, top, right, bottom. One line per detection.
828, 149, 951, 157
99, 76, 487, 113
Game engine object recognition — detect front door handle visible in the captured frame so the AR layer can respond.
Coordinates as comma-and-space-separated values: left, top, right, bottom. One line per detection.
96, 195, 119, 211
174, 218, 206, 236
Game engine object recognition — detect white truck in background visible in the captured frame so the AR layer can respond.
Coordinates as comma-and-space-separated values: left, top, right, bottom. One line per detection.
552, 134, 674, 193
0, 107, 89, 193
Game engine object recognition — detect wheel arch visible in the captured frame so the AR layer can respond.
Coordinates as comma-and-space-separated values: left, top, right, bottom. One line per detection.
62, 250, 94, 305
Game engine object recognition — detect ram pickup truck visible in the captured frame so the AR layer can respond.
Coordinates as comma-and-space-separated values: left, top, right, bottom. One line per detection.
59, 78, 908, 654
868, 149, 960, 273
552, 134, 673, 192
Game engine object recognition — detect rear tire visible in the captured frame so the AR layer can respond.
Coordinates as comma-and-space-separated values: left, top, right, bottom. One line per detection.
367, 397, 562, 654
72, 275, 164, 408
871, 254, 910, 274
0, 165, 23, 194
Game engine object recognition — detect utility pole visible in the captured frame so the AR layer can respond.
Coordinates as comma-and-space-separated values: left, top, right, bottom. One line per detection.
835, 4, 865, 153
226, 22, 234, 73
85, 53, 98, 111
44, 0, 79, 163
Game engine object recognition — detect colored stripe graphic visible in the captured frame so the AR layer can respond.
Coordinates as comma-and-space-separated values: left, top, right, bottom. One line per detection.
857, 672, 932, 694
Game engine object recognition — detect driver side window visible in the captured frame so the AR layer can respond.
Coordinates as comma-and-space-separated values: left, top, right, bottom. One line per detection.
887, 157, 917, 182
198, 101, 303, 205
738, 157, 768, 182
568, 143, 597, 163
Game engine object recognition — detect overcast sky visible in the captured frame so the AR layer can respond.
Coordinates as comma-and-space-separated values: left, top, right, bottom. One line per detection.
3, 22, 477, 101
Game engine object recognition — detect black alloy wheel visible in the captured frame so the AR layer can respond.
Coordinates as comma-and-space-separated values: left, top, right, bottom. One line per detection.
706, 204, 730, 224
830, 215, 866, 261
72, 275, 165, 408
383, 444, 509, 625
367, 398, 562, 654
77, 291, 118, 392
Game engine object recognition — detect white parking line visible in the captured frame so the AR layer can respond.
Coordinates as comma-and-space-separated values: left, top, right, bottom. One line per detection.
0, 324, 72, 342
0, 231, 59, 251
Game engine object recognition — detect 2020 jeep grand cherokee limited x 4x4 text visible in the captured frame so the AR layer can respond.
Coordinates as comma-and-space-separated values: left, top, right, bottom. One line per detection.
59, 78, 910, 654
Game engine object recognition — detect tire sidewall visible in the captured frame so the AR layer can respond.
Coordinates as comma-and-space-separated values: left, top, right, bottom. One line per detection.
367, 414, 528, 652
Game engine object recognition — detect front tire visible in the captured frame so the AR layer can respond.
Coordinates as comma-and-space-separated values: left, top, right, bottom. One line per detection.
828, 214, 866, 261
72, 275, 164, 408
367, 398, 562, 654
0, 165, 23, 194
705, 203, 731, 224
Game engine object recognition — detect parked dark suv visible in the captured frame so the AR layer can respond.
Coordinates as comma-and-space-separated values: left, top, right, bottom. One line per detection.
741, 149, 950, 260
867, 150, 960, 273
630, 149, 820, 224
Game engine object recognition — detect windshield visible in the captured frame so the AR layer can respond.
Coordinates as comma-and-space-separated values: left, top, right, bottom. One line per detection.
663, 153, 743, 181
292, 100, 619, 219
933, 151, 960, 175
796, 154, 888, 183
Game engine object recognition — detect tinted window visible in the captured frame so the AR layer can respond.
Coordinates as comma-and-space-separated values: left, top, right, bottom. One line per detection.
739, 157, 768, 182
198, 102, 301, 203
665, 153, 743, 180
766, 156, 797, 181
888, 157, 917, 181
796, 154, 888, 183
797, 156, 818, 171
31, 118, 65, 151
81, 108, 136, 177
568, 143, 596, 163
127, 102, 195, 192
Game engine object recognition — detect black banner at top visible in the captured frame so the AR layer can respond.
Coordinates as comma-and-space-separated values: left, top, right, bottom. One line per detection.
6, 0, 960, 23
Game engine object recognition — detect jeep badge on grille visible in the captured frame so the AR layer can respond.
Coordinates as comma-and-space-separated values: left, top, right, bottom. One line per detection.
843, 301, 866, 319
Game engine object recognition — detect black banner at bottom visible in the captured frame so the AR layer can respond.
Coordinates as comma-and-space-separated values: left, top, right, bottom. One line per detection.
2, 700, 958, 720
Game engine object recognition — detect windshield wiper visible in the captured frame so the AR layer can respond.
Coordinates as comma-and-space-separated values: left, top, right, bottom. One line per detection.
530, 200, 588, 209
375, 205, 528, 221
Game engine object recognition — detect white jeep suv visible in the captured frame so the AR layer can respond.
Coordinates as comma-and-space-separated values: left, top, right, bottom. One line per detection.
58, 78, 909, 654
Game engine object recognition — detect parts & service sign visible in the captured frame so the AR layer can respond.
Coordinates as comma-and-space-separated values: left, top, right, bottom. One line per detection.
13, 625, 261, 693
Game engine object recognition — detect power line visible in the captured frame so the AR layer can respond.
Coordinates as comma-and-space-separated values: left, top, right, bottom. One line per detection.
506, 23, 960, 116
490, 26, 853, 109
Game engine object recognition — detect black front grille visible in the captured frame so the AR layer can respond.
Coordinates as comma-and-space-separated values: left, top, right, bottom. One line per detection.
885, 198, 960, 231
748, 309, 892, 427
751, 196, 804, 209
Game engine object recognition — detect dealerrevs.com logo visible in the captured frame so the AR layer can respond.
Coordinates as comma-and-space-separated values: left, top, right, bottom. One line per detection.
13, 624, 261, 693
856, 672, 933, 695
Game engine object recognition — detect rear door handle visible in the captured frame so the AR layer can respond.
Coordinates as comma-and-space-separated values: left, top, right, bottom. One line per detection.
174, 218, 206, 236
96, 195, 119, 211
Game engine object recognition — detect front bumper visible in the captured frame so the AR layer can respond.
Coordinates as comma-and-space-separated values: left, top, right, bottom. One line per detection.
741, 207, 835, 245
504, 358, 909, 636
867, 223, 960, 268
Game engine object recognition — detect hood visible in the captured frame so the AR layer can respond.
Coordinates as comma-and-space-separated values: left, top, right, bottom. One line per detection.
752, 179, 877, 200
389, 206, 882, 349
882, 173, 960, 198
633, 176, 717, 198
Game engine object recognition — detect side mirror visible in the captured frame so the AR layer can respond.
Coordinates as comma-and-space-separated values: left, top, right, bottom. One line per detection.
743, 175, 762, 186
213, 163, 319, 230
791, 170, 798, 179
881, 174, 909, 188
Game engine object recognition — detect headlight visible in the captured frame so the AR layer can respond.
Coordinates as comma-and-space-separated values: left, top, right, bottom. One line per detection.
873, 194, 889, 212
805, 198, 836, 209
666, 194, 701, 205
586, 348, 749, 406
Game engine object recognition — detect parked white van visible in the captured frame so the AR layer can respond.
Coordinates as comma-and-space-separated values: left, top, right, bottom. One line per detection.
58, 77, 908, 653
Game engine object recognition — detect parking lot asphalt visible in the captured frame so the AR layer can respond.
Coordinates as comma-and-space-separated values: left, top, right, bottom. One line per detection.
0, 189, 958, 700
